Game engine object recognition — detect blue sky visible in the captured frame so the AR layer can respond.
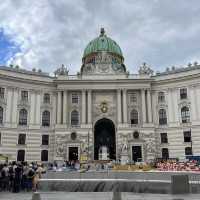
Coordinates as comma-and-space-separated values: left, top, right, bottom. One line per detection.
0, 29, 20, 65
0, 0, 200, 74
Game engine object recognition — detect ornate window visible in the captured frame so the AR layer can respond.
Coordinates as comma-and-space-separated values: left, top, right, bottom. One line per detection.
42, 111, 50, 127
42, 135, 49, 145
19, 109, 28, 125
41, 150, 48, 161
43, 93, 50, 104
158, 92, 165, 103
130, 93, 137, 103
130, 109, 138, 124
21, 91, 28, 101
181, 106, 190, 123
71, 110, 79, 126
160, 133, 168, 143
18, 134, 26, 145
185, 147, 192, 156
72, 93, 79, 104
180, 88, 187, 99
162, 148, 169, 159
0, 87, 5, 99
0, 106, 3, 124
159, 109, 167, 125
17, 150, 25, 161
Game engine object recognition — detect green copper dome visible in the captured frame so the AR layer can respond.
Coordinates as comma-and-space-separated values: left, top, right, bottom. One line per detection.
83, 28, 123, 58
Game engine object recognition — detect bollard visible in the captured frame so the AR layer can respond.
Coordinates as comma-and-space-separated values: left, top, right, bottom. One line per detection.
112, 191, 122, 200
32, 192, 41, 200
171, 175, 189, 194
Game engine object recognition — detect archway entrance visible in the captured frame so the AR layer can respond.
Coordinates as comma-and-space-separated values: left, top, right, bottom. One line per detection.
94, 118, 116, 160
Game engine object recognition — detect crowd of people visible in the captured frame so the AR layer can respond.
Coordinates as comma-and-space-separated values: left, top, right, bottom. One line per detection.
0, 162, 45, 192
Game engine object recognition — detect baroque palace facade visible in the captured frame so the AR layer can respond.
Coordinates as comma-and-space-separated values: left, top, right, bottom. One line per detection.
0, 28, 200, 163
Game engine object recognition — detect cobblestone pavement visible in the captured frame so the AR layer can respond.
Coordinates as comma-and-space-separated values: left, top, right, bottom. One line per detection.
0, 192, 200, 200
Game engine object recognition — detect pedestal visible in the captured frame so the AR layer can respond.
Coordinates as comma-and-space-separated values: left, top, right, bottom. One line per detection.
121, 153, 129, 165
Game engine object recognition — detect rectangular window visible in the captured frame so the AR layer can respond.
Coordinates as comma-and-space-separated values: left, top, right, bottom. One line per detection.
42, 135, 49, 145
21, 91, 28, 101
158, 92, 165, 103
18, 134, 26, 145
160, 133, 168, 143
180, 88, 187, 99
130, 93, 137, 103
0, 132, 1, 144
0, 88, 5, 99
184, 131, 191, 142
72, 93, 79, 104
43, 93, 50, 104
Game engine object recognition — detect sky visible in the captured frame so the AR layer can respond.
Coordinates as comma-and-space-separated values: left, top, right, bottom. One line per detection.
0, 0, 200, 74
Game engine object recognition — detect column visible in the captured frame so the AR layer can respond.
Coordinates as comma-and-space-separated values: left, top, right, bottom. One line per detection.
190, 86, 197, 121
122, 89, 127, 123
63, 90, 67, 124
57, 91, 61, 124
87, 90, 92, 124
12, 88, 18, 124
147, 89, 152, 123
167, 88, 174, 123
35, 92, 41, 124
82, 90, 86, 124
117, 89, 122, 123
5, 88, 12, 124
141, 89, 146, 123
30, 91, 35, 125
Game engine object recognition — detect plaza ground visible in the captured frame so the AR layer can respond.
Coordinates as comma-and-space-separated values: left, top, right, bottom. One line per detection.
0, 192, 200, 200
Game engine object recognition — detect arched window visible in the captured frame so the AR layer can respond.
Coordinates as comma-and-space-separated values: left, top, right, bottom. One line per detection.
185, 147, 192, 156
17, 150, 25, 161
71, 110, 79, 126
43, 93, 50, 104
181, 106, 190, 123
42, 110, 50, 127
159, 109, 167, 125
19, 109, 28, 125
41, 150, 48, 161
0, 106, 3, 124
130, 109, 138, 124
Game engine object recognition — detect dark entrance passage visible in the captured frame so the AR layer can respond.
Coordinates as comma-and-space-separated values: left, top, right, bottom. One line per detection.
94, 118, 116, 160
132, 146, 142, 162
68, 147, 78, 161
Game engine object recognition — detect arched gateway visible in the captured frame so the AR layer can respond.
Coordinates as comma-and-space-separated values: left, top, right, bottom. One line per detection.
94, 118, 116, 160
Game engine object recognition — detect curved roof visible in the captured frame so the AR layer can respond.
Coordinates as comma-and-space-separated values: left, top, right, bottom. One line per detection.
83, 28, 123, 58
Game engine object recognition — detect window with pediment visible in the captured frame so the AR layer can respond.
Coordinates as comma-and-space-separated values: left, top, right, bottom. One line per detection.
71, 110, 79, 126
158, 92, 165, 103
42, 110, 50, 127
21, 91, 28, 101
159, 109, 167, 125
43, 93, 50, 104
72, 93, 79, 104
181, 106, 190, 123
19, 109, 28, 125
130, 109, 138, 124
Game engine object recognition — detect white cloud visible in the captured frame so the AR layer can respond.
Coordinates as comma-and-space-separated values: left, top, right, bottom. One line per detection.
0, 0, 200, 74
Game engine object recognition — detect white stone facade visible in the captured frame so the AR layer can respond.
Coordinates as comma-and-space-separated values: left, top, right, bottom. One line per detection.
0, 62, 199, 163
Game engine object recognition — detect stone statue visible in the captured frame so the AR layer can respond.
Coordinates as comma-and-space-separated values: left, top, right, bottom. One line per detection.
54, 64, 69, 76
138, 63, 153, 75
